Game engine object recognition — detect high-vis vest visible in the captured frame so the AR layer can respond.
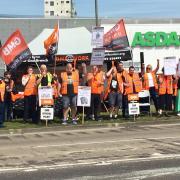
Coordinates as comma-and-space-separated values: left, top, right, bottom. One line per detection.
143, 72, 158, 90
104, 73, 123, 100
158, 75, 173, 95
38, 72, 52, 87
124, 73, 142, 95
0, 81, 5, 102
60, 70, 79, 95
173, 81, 178, 96
88, 72, 104, 94
23, 74, 37, 96
52, 80, 58, 98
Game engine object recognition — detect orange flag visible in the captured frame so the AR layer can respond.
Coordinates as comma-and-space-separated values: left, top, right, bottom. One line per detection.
44, 24, 59, 56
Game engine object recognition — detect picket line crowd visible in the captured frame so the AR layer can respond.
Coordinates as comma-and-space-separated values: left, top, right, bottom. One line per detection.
0, 59, 180, 127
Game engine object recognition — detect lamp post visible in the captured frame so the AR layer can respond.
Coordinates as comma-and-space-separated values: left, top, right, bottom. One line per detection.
95, 0, 99, 26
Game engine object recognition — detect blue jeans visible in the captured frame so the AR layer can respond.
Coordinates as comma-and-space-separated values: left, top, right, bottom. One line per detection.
0, 102, 5, 126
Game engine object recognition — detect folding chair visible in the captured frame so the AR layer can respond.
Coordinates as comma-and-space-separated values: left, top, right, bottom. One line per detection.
138, 90, 151, 116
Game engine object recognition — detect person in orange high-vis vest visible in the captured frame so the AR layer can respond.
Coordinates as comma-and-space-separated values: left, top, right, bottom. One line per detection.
158, 68, 176, 116
86, 65, 105, 121
105, 65, 123, 119
172, 79, 178, 111
123, 66, 142, 117
0, 77, 5, 127
143, 59, 159, 112
59, 63, 79, 125
22, 66, 37, 123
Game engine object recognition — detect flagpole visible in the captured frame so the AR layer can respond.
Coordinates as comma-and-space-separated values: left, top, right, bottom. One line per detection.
54, 21, 59, 75
122, 19, 134, 66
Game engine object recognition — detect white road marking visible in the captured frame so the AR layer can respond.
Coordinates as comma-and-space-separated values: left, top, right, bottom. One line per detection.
0, 154, 180, 173
34, 135, 180, 148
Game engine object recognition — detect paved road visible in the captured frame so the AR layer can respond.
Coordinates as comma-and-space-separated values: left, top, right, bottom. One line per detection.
0, 122, 180, 179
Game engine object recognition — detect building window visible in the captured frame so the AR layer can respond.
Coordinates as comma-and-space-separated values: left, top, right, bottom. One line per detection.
66, 10, 69, 13
61, 11, 63, 13
45, 1, 48, 4
50, 1, 54, 6
61, 1, 64, 3
50, 11, 54, 16
66, 1, 70, 3
45, 11, 49, 13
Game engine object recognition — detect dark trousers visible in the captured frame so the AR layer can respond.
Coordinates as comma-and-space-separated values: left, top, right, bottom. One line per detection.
149, 87, 158, 112
159, 94, 172, 111
4, 99, 13, 121
23, 95, 37, 123
0, 102, 5, 126
122, 95, 129, 117
87, 94, 101, 120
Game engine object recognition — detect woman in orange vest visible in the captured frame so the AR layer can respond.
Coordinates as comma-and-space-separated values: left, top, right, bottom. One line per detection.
0, 77, 5, 127
158, 68, 176, 116
86, 65, 105, 121
143, 59, 159, 113
105, 65, 123, 119
22, 66, 37, 123
59, 63, 79, 125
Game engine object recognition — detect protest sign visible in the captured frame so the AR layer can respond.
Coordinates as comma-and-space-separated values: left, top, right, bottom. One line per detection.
164, 56, 177, 75
92, 27, 104, 47
77, 86, 91, 107
40, 107, 54, 120
38, 86, 54, 106
128, 103, 140, 115
90, 48, 105, 66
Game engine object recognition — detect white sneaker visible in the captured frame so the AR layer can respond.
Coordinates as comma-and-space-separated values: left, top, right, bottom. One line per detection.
62, 121, 67, 125
110, 113, 113, 118
177, 113, 180, 116
72, 120, 77, 125
114, 114, 118, 119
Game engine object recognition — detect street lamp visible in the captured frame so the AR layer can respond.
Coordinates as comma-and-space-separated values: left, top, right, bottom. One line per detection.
95, 0, 99, 26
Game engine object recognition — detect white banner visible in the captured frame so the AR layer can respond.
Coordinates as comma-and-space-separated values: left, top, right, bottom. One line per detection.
40, 107, 54, 120
91, 26, 104, 47
90, 48, 105, 66
77, 86, 91, 107
164, 56, 177, 75
129, 103, 140, 115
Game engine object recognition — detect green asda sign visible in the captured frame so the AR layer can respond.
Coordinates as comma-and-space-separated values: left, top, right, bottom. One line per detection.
131, 32, 180, 47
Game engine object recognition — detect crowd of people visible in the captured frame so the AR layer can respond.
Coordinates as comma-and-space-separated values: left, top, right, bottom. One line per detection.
0, 59, 180, 127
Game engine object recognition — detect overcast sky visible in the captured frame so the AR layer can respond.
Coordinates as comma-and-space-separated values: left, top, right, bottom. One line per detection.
0, 0, 179, 18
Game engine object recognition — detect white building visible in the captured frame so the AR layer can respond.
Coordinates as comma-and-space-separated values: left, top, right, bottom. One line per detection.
44, 0, 76, 17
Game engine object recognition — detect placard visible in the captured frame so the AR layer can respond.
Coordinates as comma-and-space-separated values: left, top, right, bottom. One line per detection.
164, 56, 177, 75
129, 103, 140, 115
90, 48, 105, 66
77, 86, 91, 107
40, 107, 54, 120
91, 27, 104, 47
38, 86, 54, 106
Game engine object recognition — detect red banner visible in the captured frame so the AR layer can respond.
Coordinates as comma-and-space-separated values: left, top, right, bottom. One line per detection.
104, 19, 130, 50
0, 30, 30, 66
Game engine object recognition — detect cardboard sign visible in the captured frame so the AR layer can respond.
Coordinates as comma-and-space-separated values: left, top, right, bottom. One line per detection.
38, 86, 54, 106
129, 103, 140, 115
77, 86, 91, 107
164, 56, 177, 75
40, 107, 54, 120
90, 48, 105, 66
128, 94, 139, 101
92, 26, 104, 47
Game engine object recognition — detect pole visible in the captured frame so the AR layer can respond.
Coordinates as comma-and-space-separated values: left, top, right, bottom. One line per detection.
95, 0, 99, 27
82, 106, 85, 125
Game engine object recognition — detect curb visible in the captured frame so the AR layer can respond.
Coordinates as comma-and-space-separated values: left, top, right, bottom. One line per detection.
0, 118, 180, 136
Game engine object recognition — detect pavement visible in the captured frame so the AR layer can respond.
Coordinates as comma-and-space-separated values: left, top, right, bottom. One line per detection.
0, 115, 180, 136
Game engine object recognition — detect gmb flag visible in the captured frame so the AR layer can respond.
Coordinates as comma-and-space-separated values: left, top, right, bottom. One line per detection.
104, 19, 130, 50
0, 30, 32, 70
44, 24, 59, 57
